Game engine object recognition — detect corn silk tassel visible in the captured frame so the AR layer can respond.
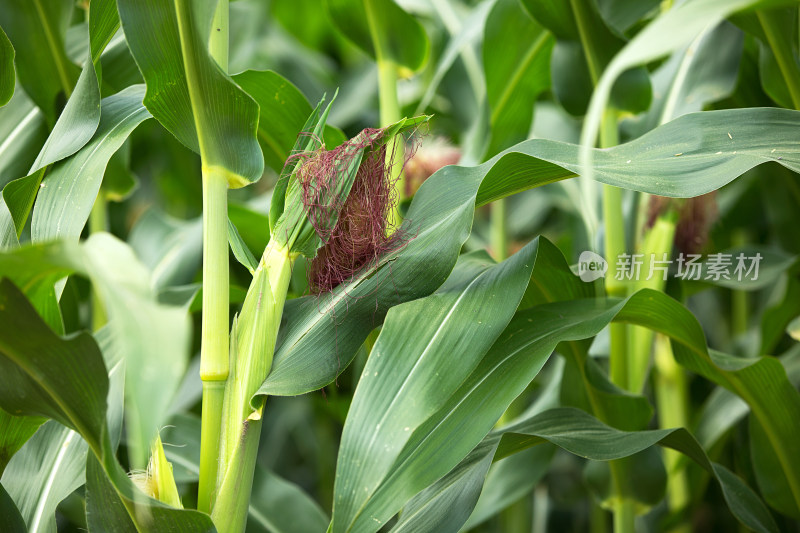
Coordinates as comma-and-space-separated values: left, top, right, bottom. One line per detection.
210, 95, 428, 532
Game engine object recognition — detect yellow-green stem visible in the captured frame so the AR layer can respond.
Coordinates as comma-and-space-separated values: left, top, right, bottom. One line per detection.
183, 0, 232, 512
654, 334, 691, 529
89, 194, 108, 331
572, 2, 636, 525
377, 59, 406, 226
367, 0, 405, 223
491, 199, 507, 261
731, 230, 748, 336
627, 212, 677, 393
198, 167, 230, 513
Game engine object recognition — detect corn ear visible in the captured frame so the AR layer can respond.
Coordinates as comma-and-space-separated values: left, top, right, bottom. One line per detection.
131, 434, 182, 509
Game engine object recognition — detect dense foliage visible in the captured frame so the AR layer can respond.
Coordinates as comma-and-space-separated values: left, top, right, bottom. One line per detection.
0, 0, 799, 532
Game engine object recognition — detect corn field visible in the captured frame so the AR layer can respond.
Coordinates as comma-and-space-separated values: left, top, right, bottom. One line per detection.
0, 0, 799, 532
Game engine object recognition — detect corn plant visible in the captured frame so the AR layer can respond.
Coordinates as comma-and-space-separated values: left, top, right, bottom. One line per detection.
1, 0, 800, 532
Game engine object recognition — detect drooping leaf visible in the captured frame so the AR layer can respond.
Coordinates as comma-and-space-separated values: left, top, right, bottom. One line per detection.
0, 484, 24, 533
31, 85, 151, 242
0, 25, 13, 107
84, 454, 138, 533
228, 218, 258, 274
0, 267, 212, 531
117, 0, 263, 186
483, 0, 553, 158
325, 0, 430, 72
232, 69, 345, 174
0, 234, 191, 468
0, 409, 44, 476
0, 0, 79, 124
331, 244, 540, 532
493, 408, 778, 533
579, 0, 796, 189
0, 279, 108, 447
261, 107, 800, 397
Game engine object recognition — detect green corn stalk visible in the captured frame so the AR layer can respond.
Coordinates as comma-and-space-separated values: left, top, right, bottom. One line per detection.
209, 100, 428, 531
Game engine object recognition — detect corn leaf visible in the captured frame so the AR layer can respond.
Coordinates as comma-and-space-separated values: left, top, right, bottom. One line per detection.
232, 69, 346, 174
260, 107, 800, 397
483, 0, 553, 158
0, 0, 79, 124
0, 409, 44, 476
331, 243, 540, 532
0, 26, 13, 107
0, 484, 24, 533
325, 0, 430, 72
31, 86, 150, 242
0, 234, 191, 468
117, 0, 263, 186
0, 276, 213, 531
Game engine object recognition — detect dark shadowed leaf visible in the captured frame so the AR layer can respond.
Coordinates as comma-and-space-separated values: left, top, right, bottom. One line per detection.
325, 0, 429, 72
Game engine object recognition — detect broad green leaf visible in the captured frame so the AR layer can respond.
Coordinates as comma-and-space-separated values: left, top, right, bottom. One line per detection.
393, 371, 560, 533
332, 272, 780, 532
0, 483, 25, 533
0, 26, 13, 107
0, 234, 191, 468
391, 441, 496, 533
32, 85, 151, 242
0, 266, 212, 531
493, 408, 777, 533
85, 455, 137, 533
88, 0, 120, 66
483, 0, 553, 158
0, 326, 124, 533
331, 244, 540, 532
232, 69, 346, 174
0, 279, 108, 447
0, 4, 128, 248
117, 0, 263, 186
474, 107, 800, 205
2, 423, 87, 533
261, 107, 800, 398
325, 0, 430, 72
579, 0, 797, 205
0, 0, 78, 124
0, 60, 103, 247
0, 409, 44, 476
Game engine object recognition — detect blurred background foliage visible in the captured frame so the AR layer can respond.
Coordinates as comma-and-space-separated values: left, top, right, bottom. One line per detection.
1, 0, 800, 531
